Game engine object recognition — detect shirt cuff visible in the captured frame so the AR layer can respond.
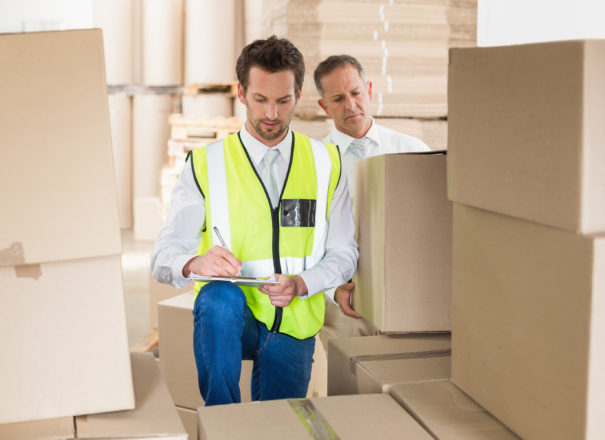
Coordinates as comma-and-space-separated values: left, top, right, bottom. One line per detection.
172, 253, 198, 287
323, 286, 337, 304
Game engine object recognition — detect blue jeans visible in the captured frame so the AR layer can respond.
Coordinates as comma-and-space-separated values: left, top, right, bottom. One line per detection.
193, 281, 316, 406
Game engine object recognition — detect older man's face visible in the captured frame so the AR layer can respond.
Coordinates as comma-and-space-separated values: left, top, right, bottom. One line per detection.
318, 65, 373, 138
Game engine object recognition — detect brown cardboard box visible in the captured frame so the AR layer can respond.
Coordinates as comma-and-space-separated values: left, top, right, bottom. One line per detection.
177, 407, 198, 440
306, 334, 328, 398
328, 334, 451, 396
198, 394, 433, 439
389, 380, 520, 439
448, 40, 605, 234
0, 29, 134, 424
76, 352, 187, 439
353, 152, 452, 332
0, 417, 75, 440
158, 293, 253, 409
452, 204, 605, 440
149, 272, 192, 328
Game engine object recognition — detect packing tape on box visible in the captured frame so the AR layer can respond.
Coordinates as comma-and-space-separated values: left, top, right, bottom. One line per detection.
0, 242, 25, 267
288, 399, 340, 440
349, 349, 452, 374
0, 242, 42, 279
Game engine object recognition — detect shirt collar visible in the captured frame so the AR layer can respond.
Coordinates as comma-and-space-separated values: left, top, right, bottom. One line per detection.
240, 123, 292, 165
330, 118, 378, 154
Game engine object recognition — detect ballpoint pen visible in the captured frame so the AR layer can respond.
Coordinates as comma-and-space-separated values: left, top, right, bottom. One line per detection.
213, 226, 228, 249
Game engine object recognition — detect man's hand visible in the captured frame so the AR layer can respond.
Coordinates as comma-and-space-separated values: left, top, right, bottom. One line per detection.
182, 245, 242, 278
258, 274, 307, 307
335, 282, 361, 319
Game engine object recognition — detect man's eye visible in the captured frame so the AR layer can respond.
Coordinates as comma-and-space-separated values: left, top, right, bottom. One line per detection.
332, 97, 343, 102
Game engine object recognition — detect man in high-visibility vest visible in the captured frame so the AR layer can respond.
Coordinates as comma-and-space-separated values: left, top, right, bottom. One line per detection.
151, 36, 357, 405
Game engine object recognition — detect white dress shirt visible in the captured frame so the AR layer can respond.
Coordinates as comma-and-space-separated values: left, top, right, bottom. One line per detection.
324, 118, 430, 199
150, 124, 358, 300
322, 119, 430, 301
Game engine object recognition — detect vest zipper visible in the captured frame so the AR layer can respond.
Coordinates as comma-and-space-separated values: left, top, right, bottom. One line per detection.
270, 205, 283, 333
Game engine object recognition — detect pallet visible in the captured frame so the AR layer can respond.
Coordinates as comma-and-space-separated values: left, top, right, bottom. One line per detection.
131, 328, 159, 353
182, 81, 238, 96
169, 114, 242, 144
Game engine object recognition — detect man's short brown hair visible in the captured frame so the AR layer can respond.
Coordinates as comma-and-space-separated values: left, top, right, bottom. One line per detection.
313, 55, 367, 96
236, 35, 305, 94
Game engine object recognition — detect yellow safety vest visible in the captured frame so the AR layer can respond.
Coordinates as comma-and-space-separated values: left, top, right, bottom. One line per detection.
190, 132, 341, 339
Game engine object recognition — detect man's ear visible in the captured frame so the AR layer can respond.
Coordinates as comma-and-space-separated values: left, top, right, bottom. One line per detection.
318, 98, 329, 115
367, 81, 373, 101
295, 88, 302, 104
237, 83, 246, 104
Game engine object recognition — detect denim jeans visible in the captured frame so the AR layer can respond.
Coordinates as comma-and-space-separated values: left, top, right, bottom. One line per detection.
193, 281, 316, 406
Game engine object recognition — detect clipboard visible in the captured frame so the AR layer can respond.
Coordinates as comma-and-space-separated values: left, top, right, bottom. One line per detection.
187, 274, 280, 287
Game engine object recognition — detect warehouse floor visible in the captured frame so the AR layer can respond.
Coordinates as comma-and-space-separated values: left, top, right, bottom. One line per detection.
121, 229, 155, 349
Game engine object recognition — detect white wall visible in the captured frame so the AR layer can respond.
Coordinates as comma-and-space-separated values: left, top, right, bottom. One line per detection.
478, 0, 605, 46
0, 0, 92, 33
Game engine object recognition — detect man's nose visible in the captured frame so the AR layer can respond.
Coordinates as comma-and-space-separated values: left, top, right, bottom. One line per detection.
344, 94, 356, 111
265, 103, 278, 120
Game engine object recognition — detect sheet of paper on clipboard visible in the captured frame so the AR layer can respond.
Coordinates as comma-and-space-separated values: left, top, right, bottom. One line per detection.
187, 274, 280, 287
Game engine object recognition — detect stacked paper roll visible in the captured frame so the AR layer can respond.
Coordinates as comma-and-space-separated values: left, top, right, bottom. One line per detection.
185, 0, 236, 83
244, 0, 265, 43
132, 94, 174, 198
142, 0, 184, 85
181, 95, 233, 118
108, 95, 133, 228
93, 0, 134, 85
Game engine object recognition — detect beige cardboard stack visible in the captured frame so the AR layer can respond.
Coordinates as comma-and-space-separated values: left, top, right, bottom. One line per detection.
0, 353, 188, 440
159, 292, 328, 436
0, 29, 134, 424
198, 393, 433, 439
328, 335, 451, 396
448, 40, 605, 440
261, 0, 476, 147
353, 152, 452, 332
158, 292, 254, 438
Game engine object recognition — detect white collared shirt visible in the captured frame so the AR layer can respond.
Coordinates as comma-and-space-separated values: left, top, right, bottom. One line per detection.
324, 119, 430, 198
150, 124, 358, 301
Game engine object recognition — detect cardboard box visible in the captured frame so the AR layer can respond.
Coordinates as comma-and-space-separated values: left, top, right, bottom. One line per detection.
177, 407, 198, 440
76, 352, 187, 439
198, 394, 432, 440
389, 380, 520, 439
0, 417, 75, 440
149, 272, 192, 328
448, 40, 605, 234
306, 334, 328, 398
0, 29, 134, 424
158, 293, 253, 409
353, 152, 452, 332
328, 334, 451, 396
452, 204, 605, 440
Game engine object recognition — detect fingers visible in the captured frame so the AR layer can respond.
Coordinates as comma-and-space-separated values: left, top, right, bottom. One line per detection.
258, 275, 296, 307
335, 282, 361, 319
207, 246, 242, 276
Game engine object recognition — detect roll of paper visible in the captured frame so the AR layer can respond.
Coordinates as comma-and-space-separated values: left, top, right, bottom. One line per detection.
108, 95, 133, 228
142, 0, 183, 85
185, 0, 236, 84
93, 0, 134, 85
132, 94, 173, 198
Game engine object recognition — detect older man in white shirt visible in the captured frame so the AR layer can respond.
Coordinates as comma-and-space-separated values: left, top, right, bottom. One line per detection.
314, 54, 429, 332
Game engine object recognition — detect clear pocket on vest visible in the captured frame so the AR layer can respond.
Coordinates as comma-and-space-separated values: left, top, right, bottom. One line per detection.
281, 199, 316, 227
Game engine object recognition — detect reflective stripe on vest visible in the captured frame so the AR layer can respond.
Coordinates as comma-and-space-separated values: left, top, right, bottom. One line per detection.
190, 132, 341, 340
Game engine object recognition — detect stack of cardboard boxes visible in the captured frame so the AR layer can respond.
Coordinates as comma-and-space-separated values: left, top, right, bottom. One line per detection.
0, 29, 186, 439
448, 40, 605, 440
259, 0, 476, 148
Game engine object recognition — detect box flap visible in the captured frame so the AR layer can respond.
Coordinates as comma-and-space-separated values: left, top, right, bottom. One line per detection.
76, 352, 186, 439
0, 29, 121, 266
389, 380, 520, 439
0, 416, 75, 440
